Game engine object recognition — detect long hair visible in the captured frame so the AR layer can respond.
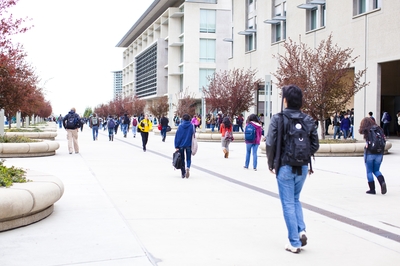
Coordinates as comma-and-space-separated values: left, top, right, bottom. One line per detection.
222, 117, 232, 129
358, 117, 377, 139
248, 114, 259, 123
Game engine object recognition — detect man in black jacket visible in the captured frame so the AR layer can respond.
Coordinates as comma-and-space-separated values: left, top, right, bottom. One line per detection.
63, 107, 81, 154
266, 85, 319, 254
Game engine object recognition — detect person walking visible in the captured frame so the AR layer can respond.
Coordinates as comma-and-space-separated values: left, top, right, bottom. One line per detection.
244, 114, 263, 170
121, 113, 130, 138
381, 111, 391, 138
57, 114, 63, 128
131, 115, 138, 138
266, 85, 319, 254
63, 107, 81, 154
358, 117, 387, 195
220, 117, 233, 158
340, 113, 351, 139
174, 114, 194, 178
160, 115, 169, 142
107, 115, 116, 141
138, 114, 153, 151
89, 113, 100, 141
333, 112, 341, 139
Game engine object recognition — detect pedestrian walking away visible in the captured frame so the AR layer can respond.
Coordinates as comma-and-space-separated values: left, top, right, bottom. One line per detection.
107, 115, 115, 141
358, 117, 387, 195
174, 114, 194, 179
138, 114, 153, 151
62, 107, 81, 154
243, 114, 263, 170
220, 117, 233, 158
266, 85, 319, 254
131, 115, 138, 138
160, 115, 169, 142
90, 113, 100, 141
121, 113, 130, 138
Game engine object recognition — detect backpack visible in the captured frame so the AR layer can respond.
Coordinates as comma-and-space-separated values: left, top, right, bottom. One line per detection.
172, 150, 182, 170
367, 126, 386, 154
244, 123, 256, 142
282, 113, 312, 166
92, 117, 98, 125
123, 116, 130, 124
386, 113, 392, 122
224, 130, 234, 142
66, 114, 78, 129
107, 119, 115, 128
132, 118, 137, 126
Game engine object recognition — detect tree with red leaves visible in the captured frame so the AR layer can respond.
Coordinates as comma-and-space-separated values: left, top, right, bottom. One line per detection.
273, 34, 369, 139
173, 88, 197, 117
203, 68, 261, 118
148, 96, 169, 121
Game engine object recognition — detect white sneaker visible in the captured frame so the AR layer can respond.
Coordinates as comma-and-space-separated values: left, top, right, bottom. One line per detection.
299, 231, 307, 247
285, 244, 301, 254
185, 168, 190, 178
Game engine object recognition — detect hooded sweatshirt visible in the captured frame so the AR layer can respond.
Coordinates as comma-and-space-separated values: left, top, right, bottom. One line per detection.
175, 120, 194, 148
245, 121, 263, 145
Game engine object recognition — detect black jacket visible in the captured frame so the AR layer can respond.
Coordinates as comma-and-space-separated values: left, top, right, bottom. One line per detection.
266, 108, 319, 171
63, 111, 81, 129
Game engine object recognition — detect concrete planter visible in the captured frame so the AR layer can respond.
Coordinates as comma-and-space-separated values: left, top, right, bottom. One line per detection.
4, 132, 58, 140
259, 141, 392, 157
0, 171, 64, 231
0, 140, 60, 158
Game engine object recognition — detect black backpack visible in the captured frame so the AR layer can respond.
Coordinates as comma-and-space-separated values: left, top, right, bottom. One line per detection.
66, 114, 79, 129
367, 126, 386, 154
282, 113, 312, 166
123, 116, 130, 124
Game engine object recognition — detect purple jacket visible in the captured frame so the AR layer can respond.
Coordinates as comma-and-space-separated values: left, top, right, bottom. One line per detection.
245, 121, 263, 144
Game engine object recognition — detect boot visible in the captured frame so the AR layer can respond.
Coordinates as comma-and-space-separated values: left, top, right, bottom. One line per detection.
226, 151, 229, 158
366, 181, 376, 194
377, 175, 387, 194
109, 135, 111, 141
223, 148, 228, 158
111, 135, 114, 141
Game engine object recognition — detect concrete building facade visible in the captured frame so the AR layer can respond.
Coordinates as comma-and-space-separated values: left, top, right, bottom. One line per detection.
228, 0, 400, 136
117, 0, 232, 120
112, 70, 123, 100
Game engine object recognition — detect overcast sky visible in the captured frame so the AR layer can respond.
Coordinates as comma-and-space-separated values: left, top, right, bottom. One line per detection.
10, 0, 154, 116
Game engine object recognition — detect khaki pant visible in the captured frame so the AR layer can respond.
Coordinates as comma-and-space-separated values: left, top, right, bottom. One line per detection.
66, 129, 79, 153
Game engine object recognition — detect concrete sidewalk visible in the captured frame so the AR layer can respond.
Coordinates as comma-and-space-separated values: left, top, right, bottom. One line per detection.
1, 123, 399, 266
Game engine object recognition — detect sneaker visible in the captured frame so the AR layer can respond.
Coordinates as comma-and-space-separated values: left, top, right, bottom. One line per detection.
182, 174, 185, 179
285, 244, 301, 254
299, 231, 307, 247
254, 168, 257, 171
185, 168, 190, 178
243, 166, 248, 169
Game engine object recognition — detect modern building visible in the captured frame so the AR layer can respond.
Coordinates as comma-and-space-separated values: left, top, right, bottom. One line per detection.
228, 0, 400, 136
116, 0, 232, 120
112, 70, 123, 100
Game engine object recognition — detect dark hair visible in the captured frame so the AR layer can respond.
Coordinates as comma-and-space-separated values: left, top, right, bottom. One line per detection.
358, 117, 377, 139
222, 117, 232, 129
282, 85, 303, 109
182, 114, 190, 121
368, 112, 373, 116
248, 114, 258, 123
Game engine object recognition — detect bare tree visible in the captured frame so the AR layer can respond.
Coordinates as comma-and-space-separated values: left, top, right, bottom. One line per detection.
202, 68, 261, 117
148, 96, 169, 120
173, 88, 197, 118
273, 34, 369, 139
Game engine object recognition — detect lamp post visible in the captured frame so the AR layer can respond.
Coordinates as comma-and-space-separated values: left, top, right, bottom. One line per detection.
265, 75, 271, 126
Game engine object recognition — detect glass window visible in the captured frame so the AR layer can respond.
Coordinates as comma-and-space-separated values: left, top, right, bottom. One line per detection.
246, 17, 257, 52
199, 69, 215, 91
200, 9, 216, 33
199, 39, 216, 63
304, 3, 325, 31
311, 8, 317, 30
354, 0, 381, 15
272, 1, 286, 42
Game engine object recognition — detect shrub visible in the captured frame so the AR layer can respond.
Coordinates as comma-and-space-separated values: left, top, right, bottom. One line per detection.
5, 128, 43, 132
0, 160, 28, 188
0, 135, 39, 143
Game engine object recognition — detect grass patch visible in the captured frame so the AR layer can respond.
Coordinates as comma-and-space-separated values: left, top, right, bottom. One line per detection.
0, 160, 29, 188
319, 138, 358, 144
5, 128, 43, 132
0, 135, 39, 143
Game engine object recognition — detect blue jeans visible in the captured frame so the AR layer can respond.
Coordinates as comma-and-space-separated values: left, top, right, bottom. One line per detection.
58, 121, 62, 128
161, 126, 167, 141
211, 124, 215, 132
277, 165, 308, 248
333, 126, 341, 139
179, 147, 192, 176
92, 126, 99, 140
121, 124, 128, 136
364, 153, 383, 182
132, 126, 137, 137
342, 129, 349, 139
245, 143, 259, 169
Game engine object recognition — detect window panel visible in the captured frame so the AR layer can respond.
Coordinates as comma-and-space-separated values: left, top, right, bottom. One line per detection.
199, 39, 216, 63
199, 69, 215, 91
200, 9, 216, 33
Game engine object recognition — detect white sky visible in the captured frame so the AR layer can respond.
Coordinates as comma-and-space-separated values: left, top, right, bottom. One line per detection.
10, 0, 154, 117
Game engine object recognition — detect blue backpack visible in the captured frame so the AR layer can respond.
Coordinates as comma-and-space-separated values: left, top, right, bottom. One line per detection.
244, 123, 256, 142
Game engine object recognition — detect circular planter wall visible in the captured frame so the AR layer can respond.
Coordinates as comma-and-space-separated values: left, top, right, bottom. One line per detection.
0, 171, 64, 231
4, 132, 58, 140
0, 140, 60, 158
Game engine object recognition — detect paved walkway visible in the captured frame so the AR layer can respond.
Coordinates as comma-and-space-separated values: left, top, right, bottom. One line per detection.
1, 124, 399, 266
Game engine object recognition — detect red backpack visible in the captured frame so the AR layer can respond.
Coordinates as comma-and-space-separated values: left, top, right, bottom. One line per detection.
132, 118, 138, 126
